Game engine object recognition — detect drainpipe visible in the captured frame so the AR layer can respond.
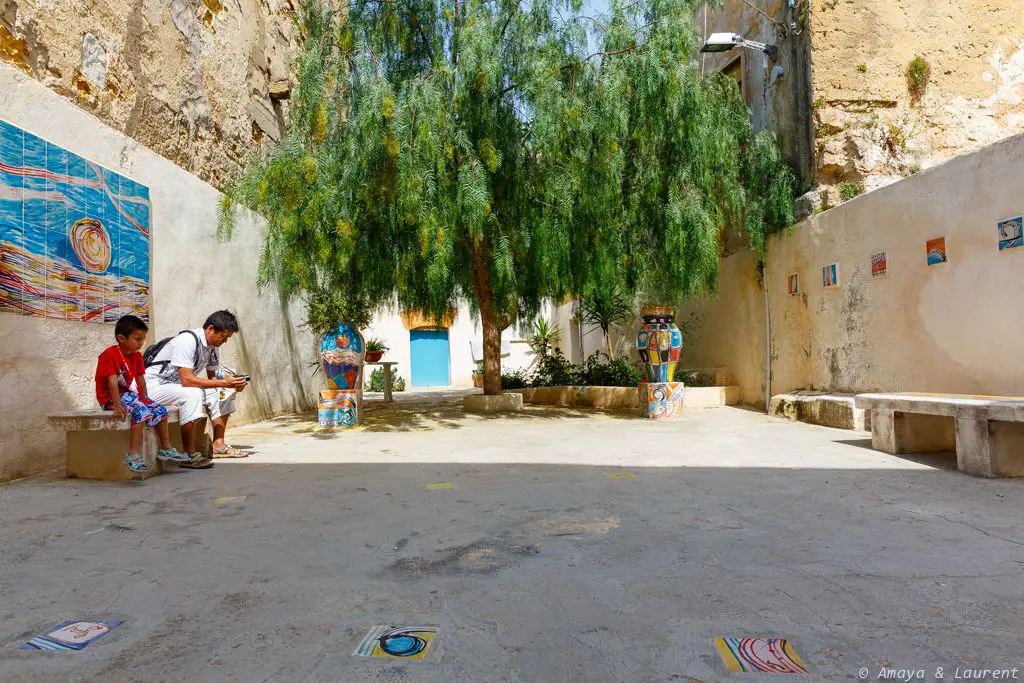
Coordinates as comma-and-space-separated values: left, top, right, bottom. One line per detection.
763, 251, 772, 413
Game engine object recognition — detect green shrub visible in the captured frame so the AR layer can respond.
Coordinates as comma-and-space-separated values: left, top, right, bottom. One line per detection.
365, 367, 406, 392
839, 182, 863, 201
857, 63, 867, 73
529, 348, 582, 387
580, 352, 643, 387
907, 56, 930, 102
500, 369, 530, 389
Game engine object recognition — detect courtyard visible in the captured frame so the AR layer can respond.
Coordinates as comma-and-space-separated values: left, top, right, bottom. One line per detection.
2, 391, 1022, 682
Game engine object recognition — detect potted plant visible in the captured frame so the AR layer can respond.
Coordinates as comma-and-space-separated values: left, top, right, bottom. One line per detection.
365, 337, 388, 363
472, 360, 484, 388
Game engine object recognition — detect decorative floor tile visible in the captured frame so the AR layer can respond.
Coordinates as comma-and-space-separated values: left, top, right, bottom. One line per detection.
353, 625, 439, 660
714, 637, 808, 673
20, 620, 123, 651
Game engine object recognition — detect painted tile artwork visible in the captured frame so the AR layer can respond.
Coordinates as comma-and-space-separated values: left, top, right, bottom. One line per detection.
926, 237, 947, 266
20, 620, 124, 651
787, 273, 799, 296
318, 389, 358, 428
353, 625, 439, 660
714, 637, 808, 674
871, 251, 887, 277
0, 119, 150, 323
998, 216, 1023, 251
822, 263, 839, 288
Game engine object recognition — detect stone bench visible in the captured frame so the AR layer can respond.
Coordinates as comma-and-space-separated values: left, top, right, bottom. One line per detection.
48, 410, 209, 481
854, 393, 1024, 478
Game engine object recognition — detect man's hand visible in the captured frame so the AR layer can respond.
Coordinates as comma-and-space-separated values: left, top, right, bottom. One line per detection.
225, 375, 248, 390
112, 401, 127, 421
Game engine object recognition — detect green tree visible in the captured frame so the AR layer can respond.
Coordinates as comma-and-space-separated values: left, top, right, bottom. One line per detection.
220, 0, 794, 395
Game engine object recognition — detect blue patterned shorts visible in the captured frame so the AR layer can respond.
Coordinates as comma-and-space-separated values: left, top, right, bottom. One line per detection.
104, 391, 168, 427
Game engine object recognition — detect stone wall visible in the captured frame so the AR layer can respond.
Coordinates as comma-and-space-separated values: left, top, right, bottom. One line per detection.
0, 63, 315, 482
810, 0, 1024, 208
0, 0, 297, 188
676, 132, 1024, 406
701, 0, 1024, 212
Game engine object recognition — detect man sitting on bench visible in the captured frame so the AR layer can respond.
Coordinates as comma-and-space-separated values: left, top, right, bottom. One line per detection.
145, 311, 250, 467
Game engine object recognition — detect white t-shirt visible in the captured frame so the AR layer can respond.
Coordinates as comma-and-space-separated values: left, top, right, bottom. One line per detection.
145, 328, 220, 385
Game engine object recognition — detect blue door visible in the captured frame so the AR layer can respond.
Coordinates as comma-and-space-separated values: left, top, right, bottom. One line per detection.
410, 330, 450, 387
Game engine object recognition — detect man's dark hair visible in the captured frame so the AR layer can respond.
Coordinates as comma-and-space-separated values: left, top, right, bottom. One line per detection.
115, 315, 148, 339
204, 310, 240, 333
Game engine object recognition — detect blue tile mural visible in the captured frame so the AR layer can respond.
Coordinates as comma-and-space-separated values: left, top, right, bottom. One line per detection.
0, 118, 150, 322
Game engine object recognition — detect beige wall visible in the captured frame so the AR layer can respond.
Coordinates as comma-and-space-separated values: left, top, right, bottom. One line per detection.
0, 0, 297, 187
0, 63, 315, 481
678, 132, 1024, 405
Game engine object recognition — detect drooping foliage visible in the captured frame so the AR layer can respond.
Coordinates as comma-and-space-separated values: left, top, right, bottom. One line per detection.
220, 0, 794, 393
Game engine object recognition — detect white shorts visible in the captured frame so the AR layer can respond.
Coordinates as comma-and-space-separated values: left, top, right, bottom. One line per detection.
147, 382, 237, 425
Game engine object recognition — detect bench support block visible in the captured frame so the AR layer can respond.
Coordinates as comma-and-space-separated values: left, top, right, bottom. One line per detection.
956, 417, 1024, 478
65, 418, 208, 482
871, 409, 955, 454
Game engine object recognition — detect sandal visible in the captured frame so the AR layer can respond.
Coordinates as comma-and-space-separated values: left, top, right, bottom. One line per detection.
211, 445, 250, 459
157, 448, 191, 463
124, 453, 149, 475
178, 452, 214, 469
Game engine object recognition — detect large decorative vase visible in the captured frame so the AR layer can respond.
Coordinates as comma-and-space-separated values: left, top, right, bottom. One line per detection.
635, 305, 683, 383
320, 323, 365, 391
636, 305, 685, 420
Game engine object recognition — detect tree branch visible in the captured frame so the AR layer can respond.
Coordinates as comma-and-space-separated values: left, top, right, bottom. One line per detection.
560, 43, 639, 71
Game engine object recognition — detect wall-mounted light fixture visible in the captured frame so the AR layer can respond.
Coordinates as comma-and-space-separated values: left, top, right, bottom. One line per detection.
700, 32, 779, 62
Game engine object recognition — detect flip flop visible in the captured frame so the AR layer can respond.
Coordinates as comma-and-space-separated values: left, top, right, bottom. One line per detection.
211, 445, 250, 459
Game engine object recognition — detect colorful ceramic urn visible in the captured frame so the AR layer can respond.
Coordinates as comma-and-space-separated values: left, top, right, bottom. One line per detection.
320, 323, 365, 391
635, 305, 683, 383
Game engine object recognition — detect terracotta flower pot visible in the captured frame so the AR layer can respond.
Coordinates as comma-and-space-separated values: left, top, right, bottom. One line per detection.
472, 373, 483, 388
365, 350, 384, 363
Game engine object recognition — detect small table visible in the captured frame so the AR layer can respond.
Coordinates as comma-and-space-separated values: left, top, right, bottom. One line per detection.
365, 361, 399, 403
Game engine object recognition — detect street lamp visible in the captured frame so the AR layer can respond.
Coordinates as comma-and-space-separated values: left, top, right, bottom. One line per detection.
700, 32, 779, 62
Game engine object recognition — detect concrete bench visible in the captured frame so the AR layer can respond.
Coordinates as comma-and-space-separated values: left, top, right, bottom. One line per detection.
854, 393, 1024, 478
47, 409, 209, 481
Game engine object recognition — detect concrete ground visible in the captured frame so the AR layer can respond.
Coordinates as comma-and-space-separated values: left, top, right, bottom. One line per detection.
2, 389, 1023, 682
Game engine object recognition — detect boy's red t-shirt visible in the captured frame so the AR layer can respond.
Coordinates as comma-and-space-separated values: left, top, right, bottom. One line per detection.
95, 345, 145, 407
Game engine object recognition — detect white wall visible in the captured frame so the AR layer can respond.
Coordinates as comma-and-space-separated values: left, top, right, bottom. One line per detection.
0, 64, 316, 481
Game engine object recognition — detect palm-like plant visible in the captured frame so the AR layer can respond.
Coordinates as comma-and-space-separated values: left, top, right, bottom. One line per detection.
528, 318, 561, 360
580, 290, 635, 358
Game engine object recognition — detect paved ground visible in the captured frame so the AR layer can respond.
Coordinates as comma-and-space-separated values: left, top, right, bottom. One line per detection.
2, 389, 1023, 682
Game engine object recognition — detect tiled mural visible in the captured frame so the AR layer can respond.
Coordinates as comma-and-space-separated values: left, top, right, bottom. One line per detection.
0, 118, 150, 323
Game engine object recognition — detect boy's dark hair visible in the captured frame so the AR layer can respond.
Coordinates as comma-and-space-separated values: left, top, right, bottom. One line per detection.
115, 315, 148, 339
203, 310, 240, 333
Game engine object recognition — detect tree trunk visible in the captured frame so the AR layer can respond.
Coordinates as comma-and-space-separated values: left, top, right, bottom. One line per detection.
470, 239, 503, 395
479, 299, 502, 395
605, 328, 614, 359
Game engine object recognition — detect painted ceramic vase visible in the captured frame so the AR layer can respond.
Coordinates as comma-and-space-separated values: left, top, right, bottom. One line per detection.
320, 323, 365, 391
635, 305, 683, 383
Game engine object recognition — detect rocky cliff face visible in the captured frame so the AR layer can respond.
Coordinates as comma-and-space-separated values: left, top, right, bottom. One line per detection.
0, 0, 297, 188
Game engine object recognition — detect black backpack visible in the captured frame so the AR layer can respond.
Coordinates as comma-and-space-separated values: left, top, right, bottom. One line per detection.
143, 330, 202, 374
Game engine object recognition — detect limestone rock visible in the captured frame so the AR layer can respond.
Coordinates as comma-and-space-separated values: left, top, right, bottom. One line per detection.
79, 33, 107, 90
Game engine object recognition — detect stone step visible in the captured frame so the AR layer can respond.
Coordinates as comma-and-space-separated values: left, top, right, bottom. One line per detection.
677, 367, 733, 387
769, 391, 871, 431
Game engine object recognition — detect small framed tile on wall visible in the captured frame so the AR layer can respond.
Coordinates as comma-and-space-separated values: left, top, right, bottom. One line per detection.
926, 237, 947, 266
822, 263, 839, 288
871, 251, 887, 277
997, 216, 1023, 251
787, 273, 799, 296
